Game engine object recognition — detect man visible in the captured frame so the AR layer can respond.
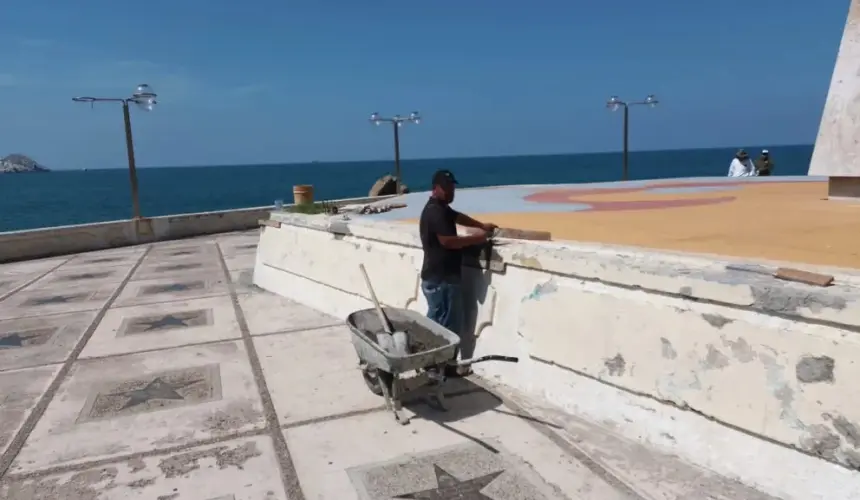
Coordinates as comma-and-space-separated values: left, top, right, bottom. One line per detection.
419, 169, 497, 374
755, 149, 774, 176
727, 149, 756, 177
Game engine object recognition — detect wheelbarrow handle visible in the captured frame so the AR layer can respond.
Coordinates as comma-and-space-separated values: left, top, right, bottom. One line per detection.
451, 355, 519, 367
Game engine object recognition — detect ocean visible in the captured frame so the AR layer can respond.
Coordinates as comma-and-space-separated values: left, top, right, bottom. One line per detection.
0, 144, 813, 233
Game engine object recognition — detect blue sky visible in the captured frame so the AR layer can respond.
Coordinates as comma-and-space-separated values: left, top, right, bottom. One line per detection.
0, 0, 850, 169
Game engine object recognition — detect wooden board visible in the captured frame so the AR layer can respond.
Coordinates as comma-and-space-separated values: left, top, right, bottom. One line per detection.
495, 227, 552, 241
775, 267, 835, 287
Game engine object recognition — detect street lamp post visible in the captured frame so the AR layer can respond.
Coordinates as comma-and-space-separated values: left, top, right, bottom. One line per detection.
73, 84, 158, 220
606, 95, 658, 181
369, 112, 421, 194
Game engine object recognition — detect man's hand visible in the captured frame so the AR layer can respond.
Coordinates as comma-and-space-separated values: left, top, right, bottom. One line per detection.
466, 227, 489, 244
481, 222, 498, 233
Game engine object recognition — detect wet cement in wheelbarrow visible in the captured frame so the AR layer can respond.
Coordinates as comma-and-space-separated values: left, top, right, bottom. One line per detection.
363, 321, 450, 355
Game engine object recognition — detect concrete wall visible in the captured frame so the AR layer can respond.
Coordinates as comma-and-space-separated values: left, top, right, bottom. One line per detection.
0, 195, 392, 263
254, 212, 860, 499
0, 206, 272, 263
809, 0, 860, 177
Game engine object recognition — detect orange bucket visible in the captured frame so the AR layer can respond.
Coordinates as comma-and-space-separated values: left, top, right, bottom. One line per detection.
293, 185, 314, 205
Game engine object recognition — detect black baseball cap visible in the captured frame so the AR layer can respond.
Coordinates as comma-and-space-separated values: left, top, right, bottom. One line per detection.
431, 169, 458, 186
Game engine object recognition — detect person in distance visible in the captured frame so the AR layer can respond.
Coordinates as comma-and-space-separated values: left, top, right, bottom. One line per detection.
755, 149, 774, 176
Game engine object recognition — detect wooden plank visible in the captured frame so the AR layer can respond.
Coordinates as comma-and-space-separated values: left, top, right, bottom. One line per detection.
774, 267, 835, 287
495, 227, 552, 241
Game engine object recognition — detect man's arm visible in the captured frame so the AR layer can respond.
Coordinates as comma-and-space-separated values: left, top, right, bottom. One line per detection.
438, 233, 486, 249
427, 206, 487, 249
455, 212, 497, 232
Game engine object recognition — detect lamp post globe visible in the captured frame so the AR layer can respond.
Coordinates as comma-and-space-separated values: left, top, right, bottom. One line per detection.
644, 94, 659, 108
132, 84, 157, 112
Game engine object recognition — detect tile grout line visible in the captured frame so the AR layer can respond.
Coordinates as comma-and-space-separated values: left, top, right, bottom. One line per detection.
278, 387, 489, 430
0, 245, 153, 480
0, 305, 107, 322
0, 380, 487, 482
468, 377, 649, 500
108, 290, 232, 311
1, 367, 481, 479
73, 322, 344, 363
0, 257, 75, 303
5, 265, 255, 317
215, 242, 307, 500
4, 428, 268, 482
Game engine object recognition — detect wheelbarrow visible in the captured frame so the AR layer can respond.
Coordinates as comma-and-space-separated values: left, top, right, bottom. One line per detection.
346, 307, 518, 425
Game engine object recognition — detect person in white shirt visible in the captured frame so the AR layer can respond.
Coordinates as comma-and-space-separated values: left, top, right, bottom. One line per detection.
727, 149, 757, 177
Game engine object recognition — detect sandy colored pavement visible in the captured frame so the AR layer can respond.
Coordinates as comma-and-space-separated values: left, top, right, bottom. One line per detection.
404, 180, 860, 269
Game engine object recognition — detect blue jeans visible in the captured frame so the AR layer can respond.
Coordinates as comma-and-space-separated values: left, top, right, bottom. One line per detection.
421, 280, 463, 337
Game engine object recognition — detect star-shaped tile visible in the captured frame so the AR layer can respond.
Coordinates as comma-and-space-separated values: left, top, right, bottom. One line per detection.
140, 314, 192, 331
0, 333, 26, 348
396, 465, 504, 499
160, 263, 201, 271
63, 272, 109, 281
115, 377, 202, 410
30, 295, 73, 305
0, 329, 54, 349
88, 257, 121, 264
151, 282, 198, 293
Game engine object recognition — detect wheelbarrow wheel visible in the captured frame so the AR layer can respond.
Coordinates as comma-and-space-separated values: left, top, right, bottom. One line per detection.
362, 367, 392, 397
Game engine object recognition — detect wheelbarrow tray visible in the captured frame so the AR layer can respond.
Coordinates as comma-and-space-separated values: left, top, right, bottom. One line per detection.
346, 307, 460, 374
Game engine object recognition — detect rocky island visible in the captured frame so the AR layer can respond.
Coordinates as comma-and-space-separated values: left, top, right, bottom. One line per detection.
0, 154, 50, 173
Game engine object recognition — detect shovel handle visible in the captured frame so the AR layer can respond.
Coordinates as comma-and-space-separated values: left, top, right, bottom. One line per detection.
452, 355, 519, 367
359, 264, 394, 334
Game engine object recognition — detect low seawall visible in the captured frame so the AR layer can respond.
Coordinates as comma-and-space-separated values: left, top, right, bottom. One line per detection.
254, 211, 860, 499
0, 206, 272, 263
0, 195, 391, 263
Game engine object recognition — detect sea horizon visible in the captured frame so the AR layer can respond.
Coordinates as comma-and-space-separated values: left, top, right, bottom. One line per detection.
34, 143, 813, 172
1, 144, 815, 233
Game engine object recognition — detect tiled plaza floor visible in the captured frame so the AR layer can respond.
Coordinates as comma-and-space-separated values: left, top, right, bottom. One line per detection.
0, 231, 778, 499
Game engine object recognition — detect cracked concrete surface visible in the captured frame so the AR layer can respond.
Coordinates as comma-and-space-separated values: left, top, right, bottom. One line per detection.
0, 230, 785, 499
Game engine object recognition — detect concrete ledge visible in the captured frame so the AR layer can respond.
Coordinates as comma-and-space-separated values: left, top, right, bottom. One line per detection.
0, 194, 392, 264
0, 207, 272, 263
268, 211, 860, 330
253, 211, 860, 496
